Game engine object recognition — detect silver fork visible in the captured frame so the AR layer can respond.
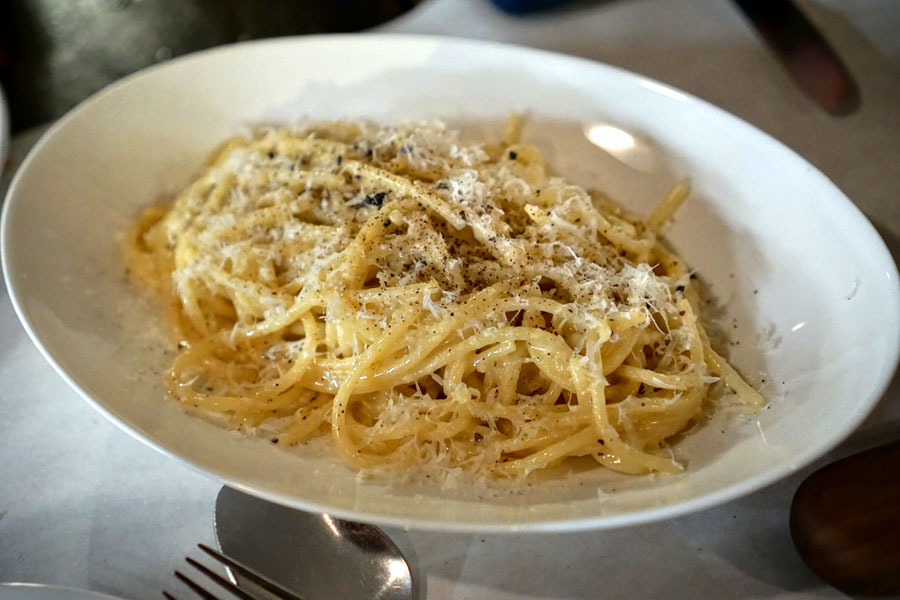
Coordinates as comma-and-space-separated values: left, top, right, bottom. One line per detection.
163, 543, 304, 600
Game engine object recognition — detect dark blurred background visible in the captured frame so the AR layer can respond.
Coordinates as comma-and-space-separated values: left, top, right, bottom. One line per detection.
0, 0, 421, 133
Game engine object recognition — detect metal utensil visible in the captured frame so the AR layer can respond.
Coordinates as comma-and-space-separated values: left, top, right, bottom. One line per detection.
733, 0, 859, 115
165, 544, 303, 600
214, 486, 413, 600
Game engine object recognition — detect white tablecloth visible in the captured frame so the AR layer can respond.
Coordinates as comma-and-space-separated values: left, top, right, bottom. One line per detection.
2, 0, 899, 598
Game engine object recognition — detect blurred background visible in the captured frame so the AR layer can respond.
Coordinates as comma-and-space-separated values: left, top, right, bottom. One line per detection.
0, 0, 423, 132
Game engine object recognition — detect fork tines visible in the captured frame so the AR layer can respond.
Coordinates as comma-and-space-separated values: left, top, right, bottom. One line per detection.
163, 543, 304, 600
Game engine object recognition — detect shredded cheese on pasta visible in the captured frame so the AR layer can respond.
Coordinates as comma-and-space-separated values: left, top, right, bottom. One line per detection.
126, 118, 763, 480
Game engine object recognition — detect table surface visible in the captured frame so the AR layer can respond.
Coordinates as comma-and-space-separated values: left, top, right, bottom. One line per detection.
2, 0, 899, 598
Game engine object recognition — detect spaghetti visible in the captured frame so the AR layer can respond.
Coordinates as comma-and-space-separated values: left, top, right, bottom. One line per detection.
126, 118, 763, 479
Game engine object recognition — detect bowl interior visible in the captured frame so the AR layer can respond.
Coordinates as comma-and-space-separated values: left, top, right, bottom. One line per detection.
3, 35, 898, 531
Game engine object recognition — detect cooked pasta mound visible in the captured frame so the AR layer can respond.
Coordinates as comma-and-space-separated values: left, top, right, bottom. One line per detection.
126, 117, 763, 479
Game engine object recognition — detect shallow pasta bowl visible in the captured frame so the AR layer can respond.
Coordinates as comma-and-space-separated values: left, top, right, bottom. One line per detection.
2, 34, 898, 532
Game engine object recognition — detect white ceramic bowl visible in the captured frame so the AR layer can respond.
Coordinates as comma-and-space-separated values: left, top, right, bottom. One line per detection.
2, 35, 898, 532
